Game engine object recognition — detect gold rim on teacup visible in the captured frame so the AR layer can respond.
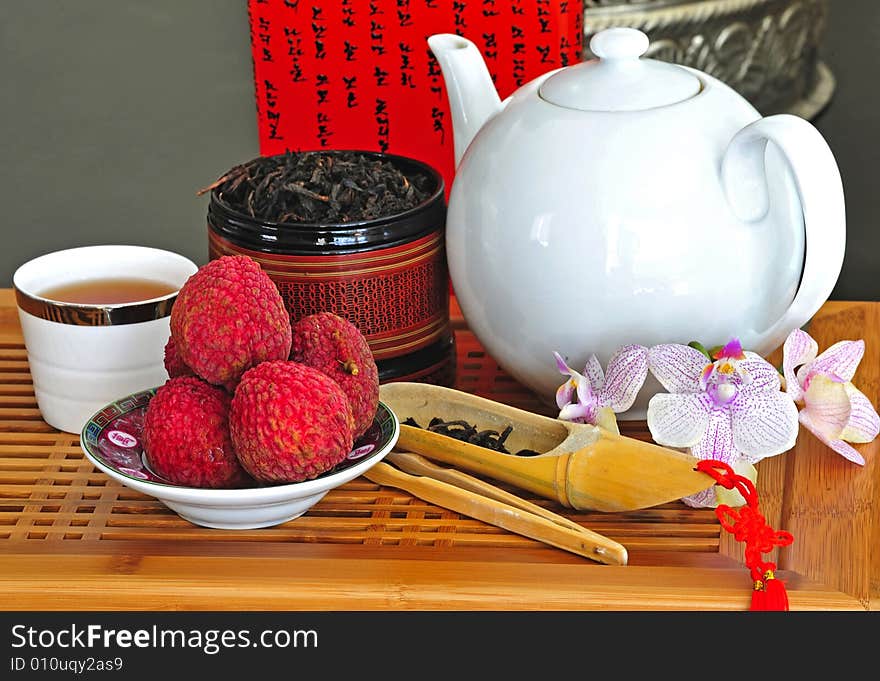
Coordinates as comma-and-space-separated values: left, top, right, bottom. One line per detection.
13, 287, 178, 326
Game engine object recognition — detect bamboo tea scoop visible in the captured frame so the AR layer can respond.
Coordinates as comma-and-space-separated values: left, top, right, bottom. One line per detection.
364, 460, 628, 565
378, 382, 716, 512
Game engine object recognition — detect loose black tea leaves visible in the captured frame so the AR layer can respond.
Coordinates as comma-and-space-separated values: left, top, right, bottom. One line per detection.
402, 417, 542, 457
201, 151, 433, 224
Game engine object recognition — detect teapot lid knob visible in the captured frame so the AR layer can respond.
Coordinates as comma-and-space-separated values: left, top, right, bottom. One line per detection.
539, 26, 701, 112
590, 28, 649, 61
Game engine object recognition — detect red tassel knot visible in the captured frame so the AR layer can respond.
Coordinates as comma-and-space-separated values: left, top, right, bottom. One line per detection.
695, 459, 794, 611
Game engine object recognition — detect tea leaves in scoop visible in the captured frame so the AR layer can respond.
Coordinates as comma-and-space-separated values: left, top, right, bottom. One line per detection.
403, 417, 542, 457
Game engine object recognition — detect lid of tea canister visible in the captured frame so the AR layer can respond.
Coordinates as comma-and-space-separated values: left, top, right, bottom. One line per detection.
538, 27, 701, 112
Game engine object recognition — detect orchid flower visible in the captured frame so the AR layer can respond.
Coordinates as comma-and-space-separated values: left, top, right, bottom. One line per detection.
554, 345, 648, 434
782, 329, 879, 465
646, 339, 798, 507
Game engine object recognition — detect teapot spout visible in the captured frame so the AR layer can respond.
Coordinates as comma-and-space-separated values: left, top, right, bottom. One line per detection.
428, 34, 502, 168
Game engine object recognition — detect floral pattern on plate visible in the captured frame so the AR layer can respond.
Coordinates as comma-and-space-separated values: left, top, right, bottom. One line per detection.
81, 388, 398, 488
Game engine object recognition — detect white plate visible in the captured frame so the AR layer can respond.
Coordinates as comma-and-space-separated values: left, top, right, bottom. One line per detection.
80, 388, 399, 529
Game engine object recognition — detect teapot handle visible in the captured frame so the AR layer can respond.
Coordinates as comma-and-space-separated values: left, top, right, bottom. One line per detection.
721, 114, 845, 352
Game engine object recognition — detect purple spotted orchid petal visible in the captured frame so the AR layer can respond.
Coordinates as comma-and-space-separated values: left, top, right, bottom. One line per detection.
583, 354, 605, 392
802, 373, 852, 441
782, 331, 878, 463
556, 380, 575, 410
841, 383, 880, 444
729, 388, 799, 463
576, 371, 594, 407
802, 339, 865, 386
647, 344, 708, 394
554, 351, 573, 377
681, 486, 719, 510
740, 351, 782, 392
799, 410, 866, 466
559, 401, 596, 424
689, 408, 736, 464
597, 344, 648, 412
782, 328, 818, 402
553, 352, 580, 409
554, 351, 601, 424
646, 392, 711, 448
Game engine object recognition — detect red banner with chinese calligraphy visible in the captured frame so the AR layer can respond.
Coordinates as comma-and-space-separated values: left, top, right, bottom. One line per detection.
248, 0, 584, 191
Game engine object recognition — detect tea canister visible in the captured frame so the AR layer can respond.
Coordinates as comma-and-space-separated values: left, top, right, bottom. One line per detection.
207, 151, 455, 386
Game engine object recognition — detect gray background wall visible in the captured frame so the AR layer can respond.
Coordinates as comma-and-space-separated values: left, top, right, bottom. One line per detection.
1, 1, 877, 299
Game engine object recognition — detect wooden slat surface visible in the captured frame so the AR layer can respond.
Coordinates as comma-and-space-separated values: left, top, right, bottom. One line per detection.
0, 289, 867, 610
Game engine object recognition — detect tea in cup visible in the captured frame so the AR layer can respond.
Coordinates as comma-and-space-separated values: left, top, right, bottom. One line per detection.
12, 245, 199, 433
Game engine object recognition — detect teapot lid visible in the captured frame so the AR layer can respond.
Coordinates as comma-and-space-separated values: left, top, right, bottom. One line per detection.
539, 28, 701, 112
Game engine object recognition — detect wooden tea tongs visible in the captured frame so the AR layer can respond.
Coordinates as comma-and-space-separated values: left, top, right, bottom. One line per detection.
363, 450, 629, 566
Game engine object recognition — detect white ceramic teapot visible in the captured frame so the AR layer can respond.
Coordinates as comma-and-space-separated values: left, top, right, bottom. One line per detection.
429, 27, 845, 418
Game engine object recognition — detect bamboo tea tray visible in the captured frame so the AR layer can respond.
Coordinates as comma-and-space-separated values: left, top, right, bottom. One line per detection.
0, 289, 875, 610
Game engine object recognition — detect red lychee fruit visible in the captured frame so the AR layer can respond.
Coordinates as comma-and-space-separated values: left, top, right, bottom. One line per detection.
143, 376, 250, 488
163, 336, 195, 379
290, 312, 379, 439
170, 255, 292, 390
229, 360, 355, 483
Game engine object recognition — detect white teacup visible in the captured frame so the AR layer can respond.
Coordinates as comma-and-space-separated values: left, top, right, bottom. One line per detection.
13, 245, 199, 433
